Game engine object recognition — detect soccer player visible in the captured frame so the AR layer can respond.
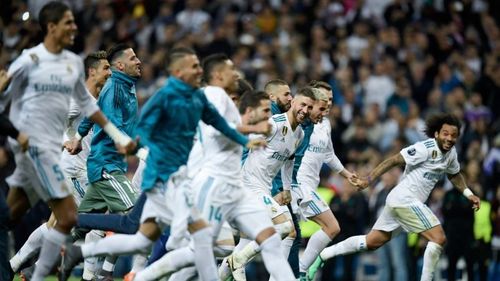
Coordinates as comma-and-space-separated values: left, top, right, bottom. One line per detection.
66, 43, 142, 279
58, 47, 264, 281
0, 2, 135, 280
295, 82, 357, 280
8, 51, 112, 280
310, 113, 481, 281
135, 54, 295, 281
224, 87, 316, 281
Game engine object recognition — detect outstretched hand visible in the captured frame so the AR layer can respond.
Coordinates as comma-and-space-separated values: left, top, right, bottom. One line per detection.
0, 70, 11, 92
349, 176, 370, 191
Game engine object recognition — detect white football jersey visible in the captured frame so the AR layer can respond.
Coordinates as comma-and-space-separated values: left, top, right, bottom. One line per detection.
386, 138, 460, 206
60, 97, 96, 176
3, 43, 98, 148
190, 86, 243, 181
297, 118, 344, 189
242, 113, 304, 191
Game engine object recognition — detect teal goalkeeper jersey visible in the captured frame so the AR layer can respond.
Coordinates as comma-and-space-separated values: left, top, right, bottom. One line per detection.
135, 77, 249, 191
78, 70, 138, 183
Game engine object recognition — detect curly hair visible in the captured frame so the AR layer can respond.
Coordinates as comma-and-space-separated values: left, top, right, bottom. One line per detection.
424, 113, 461, 138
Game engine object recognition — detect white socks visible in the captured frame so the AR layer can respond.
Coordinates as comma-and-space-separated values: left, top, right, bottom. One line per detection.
300, 229, 332, 272
421, 242, 443, 281
260, 233, 295, 281
31, 228, 67, 281
81, 232, 152, 258
10, 222, 48, 272
320, 235, 367, 260
82, 230, 104, 280
135, 246, 194, 280
192, 227, 218, 281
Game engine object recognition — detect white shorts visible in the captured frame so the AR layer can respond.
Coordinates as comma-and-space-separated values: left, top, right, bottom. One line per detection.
245, 182, 288, 220
291, 184, 330, 221
64, 171, 89, 206
131, 159, 146, 192
191, 170, 273, 241
140, 166, 199, 230
373, 201, 441, 233
7, 143, 71, 204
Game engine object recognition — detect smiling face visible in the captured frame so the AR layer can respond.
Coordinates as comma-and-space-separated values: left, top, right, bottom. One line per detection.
49, 10, 78, 48
434, 123, 459, 152
175, 54, 203, 88
92, 59, 112, 88
309, 99, 328, 124
290, 95, 314, 124
217, 60, 239, 93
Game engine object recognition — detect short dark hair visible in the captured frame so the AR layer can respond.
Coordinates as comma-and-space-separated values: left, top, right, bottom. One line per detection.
239, 91, 269, 114
84, 50, 107, 79
308, 80, 332, 91
201, 53, 229, 83
424, 113, 462, 138
167, 47, 196, 72
39, 1, 71, 36
295, 87, 317, 101
107, 43, 131, 63
264, 79, 288, 93
235, 78, 254, 97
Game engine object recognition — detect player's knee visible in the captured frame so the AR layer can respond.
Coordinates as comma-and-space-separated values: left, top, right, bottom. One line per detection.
432, 235, 446, 246
324, 224, 340, 239
274, 221, 293, 239
58, 213, 78, 231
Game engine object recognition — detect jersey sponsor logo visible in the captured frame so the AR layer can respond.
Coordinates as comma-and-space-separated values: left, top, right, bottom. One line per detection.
270, 151, 290, 161
407, 148, 416, 156
423, 171, 442, 181
432, 150, 437, 159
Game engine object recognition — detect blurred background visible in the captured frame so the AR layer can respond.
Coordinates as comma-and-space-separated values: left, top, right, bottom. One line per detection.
1, 0, 499, 280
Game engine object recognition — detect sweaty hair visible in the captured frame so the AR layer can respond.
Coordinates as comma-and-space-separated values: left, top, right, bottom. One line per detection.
295, 87, 317, 101
308, 80, 332, 91
167, 47, 196, 73
84, 50, 107, 79
201, 53, 229, 83
239, 91, 269, 114
264, 79, 288, 93
424, 113, 461, 138
107, 43, 131, 64
39, 1, 71, 36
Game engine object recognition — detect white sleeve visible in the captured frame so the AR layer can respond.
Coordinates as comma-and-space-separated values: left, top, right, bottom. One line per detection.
400, 142, 428, 167
204, 89, 232, 136
67, 99, 81, 123
266, 118, 279, 142
72, 60, 99, 117
446, 149, 460, 175
1, 53, 30, 112
281, 158, 293, 190
324, 137, 345, 173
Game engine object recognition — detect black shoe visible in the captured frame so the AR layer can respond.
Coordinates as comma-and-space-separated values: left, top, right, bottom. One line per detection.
19, 263, 35, 281
57, 244, 83, 281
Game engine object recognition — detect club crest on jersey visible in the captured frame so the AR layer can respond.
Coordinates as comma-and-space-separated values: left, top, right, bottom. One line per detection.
67, 65, 73, 74
407, 148, 416, 156
29, 54, 39, 64
432, 150, 437, 159
281, 126, 288, 136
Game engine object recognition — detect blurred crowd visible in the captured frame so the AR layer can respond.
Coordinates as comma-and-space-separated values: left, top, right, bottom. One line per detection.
1, 0, 500, 280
